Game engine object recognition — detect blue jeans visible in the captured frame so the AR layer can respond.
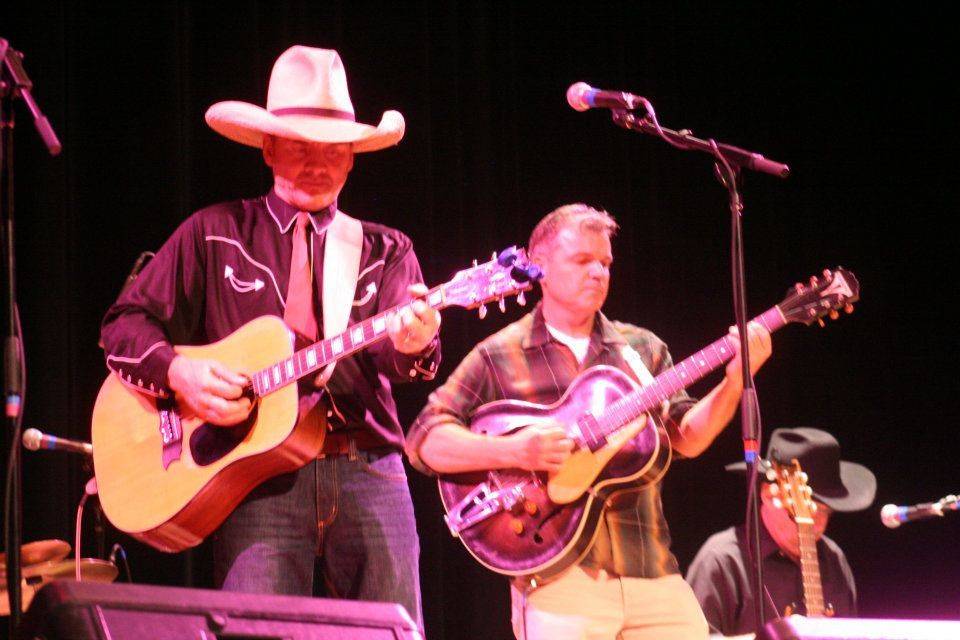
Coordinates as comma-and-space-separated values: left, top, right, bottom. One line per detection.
212, 444, 422, 632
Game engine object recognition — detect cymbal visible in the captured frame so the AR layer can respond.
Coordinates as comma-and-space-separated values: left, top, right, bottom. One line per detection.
0, 539, 70, 576
1, 558, 118, 616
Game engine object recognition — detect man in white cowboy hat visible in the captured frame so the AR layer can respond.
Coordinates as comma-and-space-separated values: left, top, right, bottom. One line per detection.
101, 46, 439, 630
686, 427, 877, 637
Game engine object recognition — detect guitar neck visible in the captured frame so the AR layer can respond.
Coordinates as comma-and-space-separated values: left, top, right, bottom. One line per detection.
249, 285, 447, 397
797, 521, 826, 616
588, 305, 786, 444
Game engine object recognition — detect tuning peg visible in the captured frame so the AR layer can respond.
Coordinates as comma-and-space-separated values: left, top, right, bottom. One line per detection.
773, 497, 783, 509
472, 259, 478, 267
816, 318, 825, 328
794, 283, 804, 294
497, 247, 519, 267
809, 276, 819, 287
499, 297, 507, 313
811, 502, 818, 513
478, 303, 488, 319
491, 251, 497, 263
829, 310, 839, 320
517, 290, 526, 306
769, 484, 779, 496
799, 472, 808, 483
844, 304, 855, 314
823, 268, 833, 279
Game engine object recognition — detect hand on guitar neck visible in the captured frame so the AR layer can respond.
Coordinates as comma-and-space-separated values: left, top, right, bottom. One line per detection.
386, 283, 442, 355
723, 322, 773, 384
168, 356, 252, 426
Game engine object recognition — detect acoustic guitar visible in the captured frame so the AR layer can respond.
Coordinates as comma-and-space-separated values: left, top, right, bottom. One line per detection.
92, 247, 541, 552
439, 268, 858, 585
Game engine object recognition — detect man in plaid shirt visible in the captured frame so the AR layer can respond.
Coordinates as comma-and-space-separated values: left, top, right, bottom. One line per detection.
406, 203, 772, 639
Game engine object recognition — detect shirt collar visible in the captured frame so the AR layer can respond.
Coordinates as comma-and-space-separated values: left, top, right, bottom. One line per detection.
264, 189, 336, 235
522, 302, 628, 349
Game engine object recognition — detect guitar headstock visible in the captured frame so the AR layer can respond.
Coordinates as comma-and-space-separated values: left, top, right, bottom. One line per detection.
441, 247, 543, 317
779, 267, 859, 327
767, 459, 817, 523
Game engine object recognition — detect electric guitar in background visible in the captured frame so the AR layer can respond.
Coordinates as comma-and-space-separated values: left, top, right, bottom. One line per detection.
439, 268, 859, 585
92, 247, 542, 553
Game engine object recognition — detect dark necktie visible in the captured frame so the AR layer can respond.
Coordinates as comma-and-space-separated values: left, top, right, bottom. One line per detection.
283, 211, 318, 341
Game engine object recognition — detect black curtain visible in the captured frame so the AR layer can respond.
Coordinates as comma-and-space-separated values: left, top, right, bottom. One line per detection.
3, 3, 958, 638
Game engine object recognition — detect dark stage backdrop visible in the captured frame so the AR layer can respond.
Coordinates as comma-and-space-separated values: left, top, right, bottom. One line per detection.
3, 3, 958, 638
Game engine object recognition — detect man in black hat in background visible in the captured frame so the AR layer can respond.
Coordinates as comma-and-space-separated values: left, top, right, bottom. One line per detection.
685, 427, 877, 637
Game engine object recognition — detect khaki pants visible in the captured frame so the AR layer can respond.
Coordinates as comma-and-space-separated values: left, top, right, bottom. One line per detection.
511, 566, 708, 640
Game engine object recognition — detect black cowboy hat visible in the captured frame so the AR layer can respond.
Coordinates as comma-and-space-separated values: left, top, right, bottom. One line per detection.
726, 427, 876, 512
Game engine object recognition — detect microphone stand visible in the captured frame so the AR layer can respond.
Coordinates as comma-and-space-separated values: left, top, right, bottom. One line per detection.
611, 108, 788, 633
1, 37, 62, 634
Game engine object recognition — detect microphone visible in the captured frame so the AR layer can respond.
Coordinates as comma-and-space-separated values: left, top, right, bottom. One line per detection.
566, 82, 646, 112
22, 428, 93, 456
881, 495, 958, 528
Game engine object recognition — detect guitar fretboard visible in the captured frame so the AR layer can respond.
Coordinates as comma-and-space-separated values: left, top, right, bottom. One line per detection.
580, 305, 786, 448
797, 521, 826, 616
249, 286, 445, 397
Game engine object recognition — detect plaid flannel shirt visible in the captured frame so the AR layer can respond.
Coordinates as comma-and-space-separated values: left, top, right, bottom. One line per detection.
407, 303, 697, 578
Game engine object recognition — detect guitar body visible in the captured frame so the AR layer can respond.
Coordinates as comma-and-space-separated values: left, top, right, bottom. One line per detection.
91, 316, 324, 553
438, 366, 671, 584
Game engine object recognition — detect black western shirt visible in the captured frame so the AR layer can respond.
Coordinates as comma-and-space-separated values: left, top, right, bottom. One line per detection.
101, 190, 440, 449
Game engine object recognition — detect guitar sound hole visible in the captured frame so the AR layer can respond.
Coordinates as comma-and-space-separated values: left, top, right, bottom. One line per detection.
189, 404, 259, 466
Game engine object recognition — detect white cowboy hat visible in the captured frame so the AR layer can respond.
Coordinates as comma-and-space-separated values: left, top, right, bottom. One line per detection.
205, 46, 404, 153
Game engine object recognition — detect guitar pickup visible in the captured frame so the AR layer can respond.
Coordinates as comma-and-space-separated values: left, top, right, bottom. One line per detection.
444, 482, 525, 537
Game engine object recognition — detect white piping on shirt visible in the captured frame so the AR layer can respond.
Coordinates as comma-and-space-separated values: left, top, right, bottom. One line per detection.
223, 265, 265, 293
206, 235, 286, 308
353, 281, 377, 307
105, 340, 169, 398
357, 259, 385, 280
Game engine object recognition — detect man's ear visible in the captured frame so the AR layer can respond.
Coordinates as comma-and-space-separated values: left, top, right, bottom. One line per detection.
262, 135, 275, 167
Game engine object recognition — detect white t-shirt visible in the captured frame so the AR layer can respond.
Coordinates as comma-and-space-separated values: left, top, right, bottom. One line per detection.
546, 323, 591, 365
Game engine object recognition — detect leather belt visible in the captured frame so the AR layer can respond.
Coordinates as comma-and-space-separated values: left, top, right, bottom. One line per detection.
318, 429, 385, 457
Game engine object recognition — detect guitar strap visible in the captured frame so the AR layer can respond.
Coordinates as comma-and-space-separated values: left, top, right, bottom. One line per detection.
618, 343, 654, 386
619, 343, 670, 418
316, 210, 363, 386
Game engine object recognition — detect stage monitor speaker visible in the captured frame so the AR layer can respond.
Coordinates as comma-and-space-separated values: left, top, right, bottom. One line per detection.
18, 580, 421, 640
757, 614, 960, 640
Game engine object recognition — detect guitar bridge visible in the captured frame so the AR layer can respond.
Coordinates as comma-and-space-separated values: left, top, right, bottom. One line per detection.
158, 403, 183, 470
444, 481, 526, 537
